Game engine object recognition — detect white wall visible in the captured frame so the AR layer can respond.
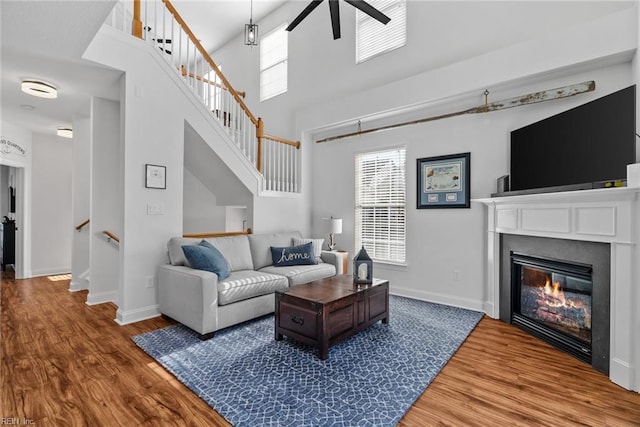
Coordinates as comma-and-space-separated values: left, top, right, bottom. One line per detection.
30, 132, 73, 276
84, 25, 312, 324
300, 10, 635, 310
78, 3, 637, 323
213, 2, 637, 312
88, 97, 121, 305
0, 121, 32, 278
70, 115, 91, 291
214, 1, 635, 139
183, 168, 226, 233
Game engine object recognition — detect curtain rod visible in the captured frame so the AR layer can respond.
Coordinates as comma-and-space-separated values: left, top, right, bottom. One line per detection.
315, 81, 596, 143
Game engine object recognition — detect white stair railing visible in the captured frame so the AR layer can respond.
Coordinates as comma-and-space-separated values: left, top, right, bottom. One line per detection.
104, 0, 300, 193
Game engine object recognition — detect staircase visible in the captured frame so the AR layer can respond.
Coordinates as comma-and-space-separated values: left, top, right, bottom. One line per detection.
105, 0, 300, 193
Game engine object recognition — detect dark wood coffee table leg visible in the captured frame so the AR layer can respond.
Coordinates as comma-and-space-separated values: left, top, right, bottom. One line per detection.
319, 306, 329, 360
275, 293, 283, 341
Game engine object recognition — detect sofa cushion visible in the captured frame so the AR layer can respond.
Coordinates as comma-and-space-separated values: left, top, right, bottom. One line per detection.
292, 237, 325, 262
204, 235, 253, 272
217, 270, 289, 306
182, 241, 230, 280
271, 242, 316, 266
259, 263, 337, 286
167, 237, 200, 266
248, 231, 303, 270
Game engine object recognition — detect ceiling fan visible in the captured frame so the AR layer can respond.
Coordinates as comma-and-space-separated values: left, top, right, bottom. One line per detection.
286, 0, 391, 40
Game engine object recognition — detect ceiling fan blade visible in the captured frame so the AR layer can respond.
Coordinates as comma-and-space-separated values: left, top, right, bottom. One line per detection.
344, 0, 390, 24
286, 0, 324, 32
329, 0, 341, 39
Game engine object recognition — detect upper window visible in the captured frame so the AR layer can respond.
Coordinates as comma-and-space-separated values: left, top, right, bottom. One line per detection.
355, 147, 407, 264
260, 24, 288, 101
356, 0, 407, 63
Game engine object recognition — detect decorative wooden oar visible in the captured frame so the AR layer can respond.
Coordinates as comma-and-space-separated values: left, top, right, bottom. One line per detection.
316, 81, 596, 143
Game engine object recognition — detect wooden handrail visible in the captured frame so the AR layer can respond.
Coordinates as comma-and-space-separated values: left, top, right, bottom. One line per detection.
137, 0, 301, 176
180, 66, 246, 98
161, 0, 257, 126
183, 228, 252, 239
75, 218, 90, 231
102, 230, 120, 243
263, 134, 301, 149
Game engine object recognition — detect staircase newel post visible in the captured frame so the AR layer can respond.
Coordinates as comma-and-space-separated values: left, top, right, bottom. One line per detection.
257, 118, 264, 173
132, 0, 143, 39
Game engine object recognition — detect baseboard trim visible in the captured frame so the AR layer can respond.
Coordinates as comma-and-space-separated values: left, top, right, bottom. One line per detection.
86, 290, 118, 305
115, 304, 161, 325
390, 286, 485, 313
30, 268, 71, 278
610, 357, 634, 391
69, 281, 88, 292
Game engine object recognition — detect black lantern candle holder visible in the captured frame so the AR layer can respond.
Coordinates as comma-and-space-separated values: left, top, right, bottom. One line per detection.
353, 246, 373, 285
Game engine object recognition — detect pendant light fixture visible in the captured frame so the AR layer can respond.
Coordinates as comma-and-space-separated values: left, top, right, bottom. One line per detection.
244, 0, 258, 46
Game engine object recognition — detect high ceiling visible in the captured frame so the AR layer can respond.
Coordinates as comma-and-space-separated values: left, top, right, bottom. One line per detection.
0, 0, 286, 137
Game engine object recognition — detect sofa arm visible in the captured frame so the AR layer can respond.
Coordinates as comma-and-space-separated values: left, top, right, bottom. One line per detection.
320, 251, 344, 275
157, 264, 219, 335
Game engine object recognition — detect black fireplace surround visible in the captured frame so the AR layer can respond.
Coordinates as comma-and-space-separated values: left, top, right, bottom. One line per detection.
500, 235, 610, 374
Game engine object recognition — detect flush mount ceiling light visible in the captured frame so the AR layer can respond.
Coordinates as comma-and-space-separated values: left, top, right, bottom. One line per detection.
21, 80, 58, 99
57, 127, 73, 138
244, 0, 258, 46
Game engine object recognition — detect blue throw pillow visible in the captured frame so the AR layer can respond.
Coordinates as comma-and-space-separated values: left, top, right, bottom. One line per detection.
182, 240, 230, 280
270, 242, 316, 266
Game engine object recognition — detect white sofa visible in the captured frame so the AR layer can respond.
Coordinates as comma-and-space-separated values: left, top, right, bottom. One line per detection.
158, 231, 342, 338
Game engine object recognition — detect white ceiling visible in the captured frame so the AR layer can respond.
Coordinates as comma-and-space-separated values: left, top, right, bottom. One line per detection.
0, 0, 286, 137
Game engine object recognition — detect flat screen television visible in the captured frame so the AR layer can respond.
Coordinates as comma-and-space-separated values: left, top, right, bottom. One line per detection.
509, 85, 636, 194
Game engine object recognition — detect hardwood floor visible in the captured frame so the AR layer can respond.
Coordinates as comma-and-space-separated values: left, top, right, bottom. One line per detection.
2, 272, 639, 426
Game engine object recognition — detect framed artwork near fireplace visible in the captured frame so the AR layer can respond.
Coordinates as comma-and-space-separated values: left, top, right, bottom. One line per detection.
417, 152, 470, 209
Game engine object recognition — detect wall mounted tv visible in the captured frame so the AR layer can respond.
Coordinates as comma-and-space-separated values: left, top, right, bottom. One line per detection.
509, 85, 636, 195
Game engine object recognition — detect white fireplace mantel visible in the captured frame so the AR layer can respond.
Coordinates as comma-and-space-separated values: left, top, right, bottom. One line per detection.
474, 187, 640, 392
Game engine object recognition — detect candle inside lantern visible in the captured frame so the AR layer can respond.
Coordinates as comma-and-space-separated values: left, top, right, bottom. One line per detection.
358, 263, 368, 280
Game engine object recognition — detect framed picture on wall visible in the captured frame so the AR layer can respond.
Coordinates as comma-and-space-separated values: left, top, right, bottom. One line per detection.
417, 152, 470, 209
145, 164, 166, 189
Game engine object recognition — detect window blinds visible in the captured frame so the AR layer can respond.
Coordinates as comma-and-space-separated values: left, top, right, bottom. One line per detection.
260, 24, 288, 101
356, 0, 406, 63
355, 147, 407, 264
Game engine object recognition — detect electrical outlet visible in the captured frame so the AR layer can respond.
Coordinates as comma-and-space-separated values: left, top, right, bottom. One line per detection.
147, 203, 164, 215
453, 270, 461, 281
146, 275, 155, 288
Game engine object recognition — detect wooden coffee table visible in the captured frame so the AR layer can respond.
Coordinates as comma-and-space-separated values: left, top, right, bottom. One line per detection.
275, 275, 389, 360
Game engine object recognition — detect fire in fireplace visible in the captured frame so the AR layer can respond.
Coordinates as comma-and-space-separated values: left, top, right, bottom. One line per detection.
511, 253, 593, 364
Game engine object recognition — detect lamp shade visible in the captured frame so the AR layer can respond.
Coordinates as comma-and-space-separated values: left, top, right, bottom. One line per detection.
330, 217, 342, 234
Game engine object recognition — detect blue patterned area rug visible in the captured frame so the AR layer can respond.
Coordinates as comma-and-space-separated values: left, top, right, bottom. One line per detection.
133, 296, 483, 426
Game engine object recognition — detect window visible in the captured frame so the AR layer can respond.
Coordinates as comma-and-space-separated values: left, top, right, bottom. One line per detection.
355, 147, 406, 264
356, 0, 406, 63
260, 24, 288, 101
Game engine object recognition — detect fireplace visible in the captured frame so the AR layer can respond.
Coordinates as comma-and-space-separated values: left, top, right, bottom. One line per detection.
477, 187, 640, 391
511, 253, 592, 364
